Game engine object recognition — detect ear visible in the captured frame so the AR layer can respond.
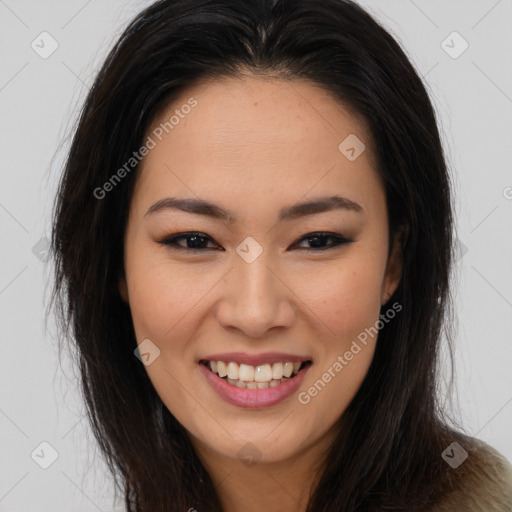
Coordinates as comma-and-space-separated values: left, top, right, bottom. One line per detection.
381, 223, 408, 305
119, 276, 129, 303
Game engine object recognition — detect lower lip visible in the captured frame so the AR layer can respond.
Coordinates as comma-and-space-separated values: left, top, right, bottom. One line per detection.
199, 362, 310, 408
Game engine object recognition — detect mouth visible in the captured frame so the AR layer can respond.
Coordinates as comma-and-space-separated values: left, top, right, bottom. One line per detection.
199, 359, 313, 390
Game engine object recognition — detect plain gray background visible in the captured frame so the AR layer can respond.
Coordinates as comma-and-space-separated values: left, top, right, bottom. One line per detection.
1, 0, 511, 510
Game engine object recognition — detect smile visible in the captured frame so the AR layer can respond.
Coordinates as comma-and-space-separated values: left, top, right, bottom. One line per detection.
199, 356, 312, 408
201, 360, 311, 389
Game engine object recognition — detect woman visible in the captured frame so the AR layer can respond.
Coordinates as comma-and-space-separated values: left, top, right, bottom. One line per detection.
50, 0, 512, 510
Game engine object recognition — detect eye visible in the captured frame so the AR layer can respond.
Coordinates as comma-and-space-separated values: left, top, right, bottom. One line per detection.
292, 232, 354, 251
158, 231, 353, 252
158, 232, 223, 251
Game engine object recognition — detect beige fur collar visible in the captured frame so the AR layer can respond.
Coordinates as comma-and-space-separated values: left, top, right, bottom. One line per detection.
431, 438, 512, 511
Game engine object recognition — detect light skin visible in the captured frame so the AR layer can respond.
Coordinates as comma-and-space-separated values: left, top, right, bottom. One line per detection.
119, 75, 405, 512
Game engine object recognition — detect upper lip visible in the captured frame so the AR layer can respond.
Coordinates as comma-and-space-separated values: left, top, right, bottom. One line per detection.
199, 352, 312, 367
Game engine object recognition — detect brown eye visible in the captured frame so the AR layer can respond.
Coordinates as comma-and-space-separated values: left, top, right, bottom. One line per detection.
159, 232, 223, 251
293, 232, 353, 251
158, 231, 353, 252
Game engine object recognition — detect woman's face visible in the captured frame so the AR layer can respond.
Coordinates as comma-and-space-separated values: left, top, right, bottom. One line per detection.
120, 76, 403, 466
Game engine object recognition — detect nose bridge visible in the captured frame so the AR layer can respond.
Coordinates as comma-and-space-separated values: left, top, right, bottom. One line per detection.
238, 249, 275, 303
234, 235, 277, 298
216, 242, 294, 337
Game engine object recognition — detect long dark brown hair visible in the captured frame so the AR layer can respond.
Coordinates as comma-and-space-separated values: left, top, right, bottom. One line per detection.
50, 0, 466, 510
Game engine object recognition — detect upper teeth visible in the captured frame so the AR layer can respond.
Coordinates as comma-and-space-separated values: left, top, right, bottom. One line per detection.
208, 361, 303, 382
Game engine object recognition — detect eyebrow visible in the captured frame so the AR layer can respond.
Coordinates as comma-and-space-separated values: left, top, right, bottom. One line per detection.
144, 194, 363, 222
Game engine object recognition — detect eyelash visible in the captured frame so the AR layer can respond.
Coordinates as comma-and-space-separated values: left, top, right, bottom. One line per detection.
158, 231, 354, 252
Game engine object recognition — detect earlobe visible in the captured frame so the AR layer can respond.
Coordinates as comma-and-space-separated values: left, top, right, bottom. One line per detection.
382, 223, 409, 305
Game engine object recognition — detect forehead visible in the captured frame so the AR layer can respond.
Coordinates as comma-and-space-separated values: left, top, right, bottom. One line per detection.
134, 76, 382, 216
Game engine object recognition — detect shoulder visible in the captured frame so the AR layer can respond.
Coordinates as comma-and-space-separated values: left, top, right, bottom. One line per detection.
431, 436, 512, 512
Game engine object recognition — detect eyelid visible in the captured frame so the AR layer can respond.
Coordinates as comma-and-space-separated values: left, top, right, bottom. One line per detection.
292, 232, 354, 250
158, 231, 223, 251
157, 231, 354, 252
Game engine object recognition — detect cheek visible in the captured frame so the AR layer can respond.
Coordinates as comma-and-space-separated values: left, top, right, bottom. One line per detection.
125, 247, 214, 344
124, 254, 208, 414
296, 262, 383, 428
296, 256, 384, 342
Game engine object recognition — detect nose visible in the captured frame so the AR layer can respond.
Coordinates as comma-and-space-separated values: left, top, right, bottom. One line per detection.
215, 249, 296, 338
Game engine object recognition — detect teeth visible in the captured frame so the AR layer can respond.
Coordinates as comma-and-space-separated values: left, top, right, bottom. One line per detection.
239, 364, 254, 382
226, 378, 287, 389
272, 362, 283, 380
217, 361, 228, 378
205, 359, 307, 386
283, 362, 293, 378
227, 362, 239, 380
254, 364, 272, 382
